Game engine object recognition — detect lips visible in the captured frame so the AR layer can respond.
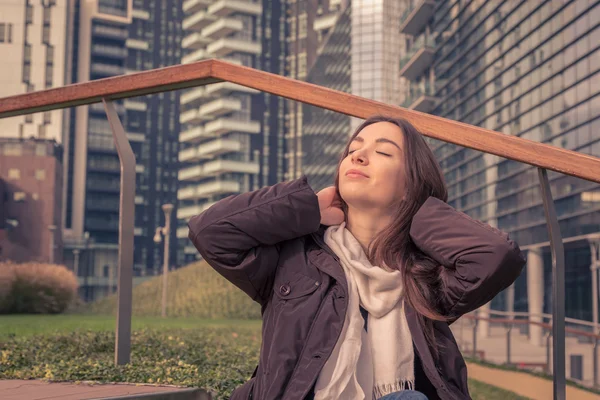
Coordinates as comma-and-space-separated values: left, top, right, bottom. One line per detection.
345, 169, 369, 178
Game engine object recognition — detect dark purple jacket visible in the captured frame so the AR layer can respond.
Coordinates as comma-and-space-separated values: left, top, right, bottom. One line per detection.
188, 176, 526, 400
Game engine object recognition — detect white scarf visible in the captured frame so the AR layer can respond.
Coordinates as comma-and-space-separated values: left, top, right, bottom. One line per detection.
314, 222, 415, 400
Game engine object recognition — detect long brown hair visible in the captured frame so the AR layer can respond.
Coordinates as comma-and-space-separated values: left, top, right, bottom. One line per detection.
334, 115, 449, 355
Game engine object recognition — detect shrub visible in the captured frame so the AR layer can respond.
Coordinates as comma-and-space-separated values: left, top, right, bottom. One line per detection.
0, 262, 78, 314
87, 261, 261, 319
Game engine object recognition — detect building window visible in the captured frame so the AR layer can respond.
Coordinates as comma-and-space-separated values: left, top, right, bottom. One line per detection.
13, 192, 26, 202
0, 23, 4, 43
32, 193, 39, 200
23, 64, 31, 83
42, 26, 51, 44
35, 169, 46, 180
45, 64, 53, 87
8, 168, 20, 179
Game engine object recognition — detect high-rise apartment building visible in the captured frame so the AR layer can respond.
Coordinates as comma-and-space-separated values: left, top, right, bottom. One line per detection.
62, 0, 182, 300
176, 0, 285, 265
302, 3, 351, 192
284, 0, 346, 181
0, 0, 69, 143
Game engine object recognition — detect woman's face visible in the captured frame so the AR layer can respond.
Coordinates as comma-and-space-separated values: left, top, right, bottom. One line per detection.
338, 121, 406, 211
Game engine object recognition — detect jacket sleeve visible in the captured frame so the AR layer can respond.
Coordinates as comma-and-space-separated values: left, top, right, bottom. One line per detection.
409, 196, 526, 320
187, 175, 321, 305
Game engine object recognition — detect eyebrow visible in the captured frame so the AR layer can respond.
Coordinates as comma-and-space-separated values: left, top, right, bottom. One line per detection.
351, 136, 402, 150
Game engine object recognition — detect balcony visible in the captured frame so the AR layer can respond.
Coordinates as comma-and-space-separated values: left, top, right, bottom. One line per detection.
178, 165, 204, 181
183, 10, 217, 31
208, 0, 262, 17
180, 108, 210, 124
399, 35, 435, 80
179, 139, 241, 162
180, 98, 241, 124
177, 180, 241, 201
207, 38, 261, 57
182, 32, 211, 50
92, 44, 128, 59
176, 226, 190, 238
125, 39, 150, 51
182, 48, 207, 64
399, 0, 436, 36
200, 98, 242, 118
180, 126, 213, 143
177, 201, 215, 220
183, 0, 212, 14
314, 13, 337, 32
204, 117, 261, 136
91, 63, 126, 77
127, 132, 145, 142
181, 87, 206, 106
204, 82, 259, 97
124, 99, 147, 111
92, 25, 128, 40
178, 159, 259, 181
401, 82, 437, 113
202, 18, 243, 40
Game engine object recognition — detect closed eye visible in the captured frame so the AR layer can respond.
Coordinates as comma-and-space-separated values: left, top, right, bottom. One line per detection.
348, 150, 391, 157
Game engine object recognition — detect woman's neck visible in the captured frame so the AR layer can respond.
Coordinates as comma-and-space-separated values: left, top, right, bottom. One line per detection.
345, 207, 394, 255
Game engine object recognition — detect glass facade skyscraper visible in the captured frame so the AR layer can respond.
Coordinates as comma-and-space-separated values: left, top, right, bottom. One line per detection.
400, 0, 599, 321
62, 0, 182, 301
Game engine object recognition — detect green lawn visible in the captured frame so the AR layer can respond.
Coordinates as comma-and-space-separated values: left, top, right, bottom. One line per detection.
0, 315, 530, 399
0, 314, 261, 338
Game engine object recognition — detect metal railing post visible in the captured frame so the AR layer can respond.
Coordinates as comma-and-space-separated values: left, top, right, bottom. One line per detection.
594, 336, 599, 389
104, 99, 136, 366
538, 168, 566, 400
545, 331, 552, 375
506, 322, 512, 366
472, 318, 478, 359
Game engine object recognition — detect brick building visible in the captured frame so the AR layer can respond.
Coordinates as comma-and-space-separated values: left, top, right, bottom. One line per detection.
0, 138, 63, 264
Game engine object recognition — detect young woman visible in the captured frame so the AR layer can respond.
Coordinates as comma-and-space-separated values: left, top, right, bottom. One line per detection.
188, 116, 526, 400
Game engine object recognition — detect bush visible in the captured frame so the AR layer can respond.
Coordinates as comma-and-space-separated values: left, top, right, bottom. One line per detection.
0, 262, 78, 314
87, 261, 261, 319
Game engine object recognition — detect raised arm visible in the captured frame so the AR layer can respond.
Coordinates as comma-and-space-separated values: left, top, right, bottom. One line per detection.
409, 196, 526, 321
188, 176, 321, 306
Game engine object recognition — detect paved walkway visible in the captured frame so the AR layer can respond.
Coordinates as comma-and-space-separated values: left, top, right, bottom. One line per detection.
451, 318, 597, 388
0, 380, 210, 400
467, 362, 600, 400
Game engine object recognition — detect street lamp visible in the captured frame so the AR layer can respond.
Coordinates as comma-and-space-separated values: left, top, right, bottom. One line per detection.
154, 204, 173, 318
48, 225, 57, 264
72, 231, 90, 279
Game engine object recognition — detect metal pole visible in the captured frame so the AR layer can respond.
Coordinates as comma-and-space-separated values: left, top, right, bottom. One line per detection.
594, 337, 599, 389
546, 331, 552, 375
161, 203, 173, 318
538, 168, 566, 400
104, 99, 136, 366
48, 225, 56, 263
506, 322, 512, 366
73, 249, 80, 277
472, 318, 478, 359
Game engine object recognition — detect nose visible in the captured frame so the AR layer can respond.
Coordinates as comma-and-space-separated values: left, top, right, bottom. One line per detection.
351, 149, 368, 165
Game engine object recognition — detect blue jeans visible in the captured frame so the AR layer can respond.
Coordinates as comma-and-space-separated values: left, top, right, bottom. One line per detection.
378, 390, 428, 400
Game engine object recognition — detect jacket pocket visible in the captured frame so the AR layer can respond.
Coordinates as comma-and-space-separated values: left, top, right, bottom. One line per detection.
229, 377, 256, 400
273, 271, 321, 300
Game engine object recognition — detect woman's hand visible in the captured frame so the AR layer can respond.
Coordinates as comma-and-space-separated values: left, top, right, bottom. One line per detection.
317, 186, 345, 226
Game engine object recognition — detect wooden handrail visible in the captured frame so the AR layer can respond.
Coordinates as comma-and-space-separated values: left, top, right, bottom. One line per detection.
0, 59, 599, 183
461, 314, 600, 340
